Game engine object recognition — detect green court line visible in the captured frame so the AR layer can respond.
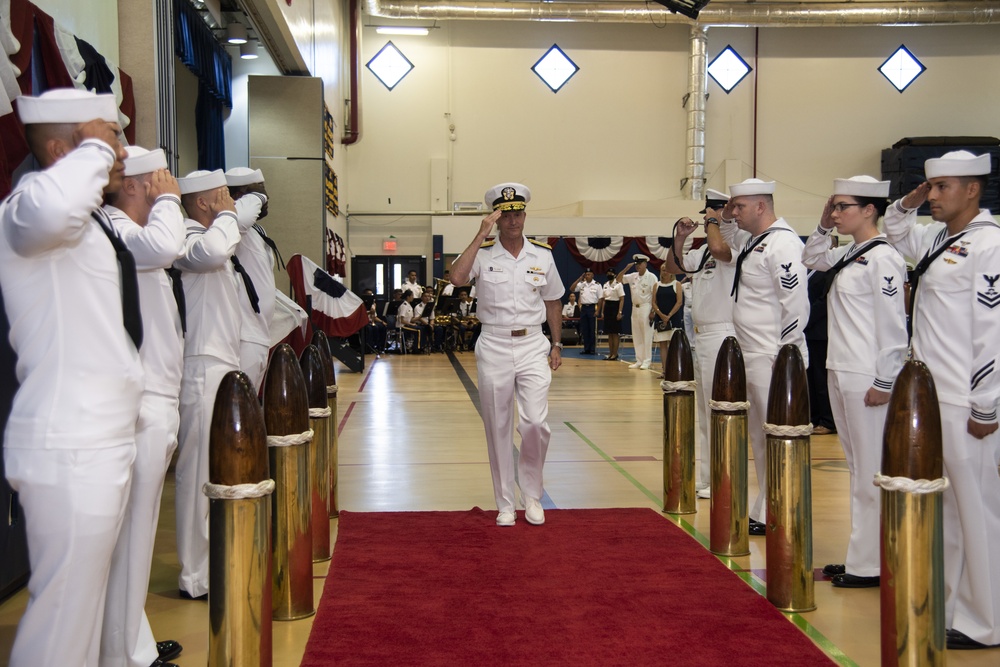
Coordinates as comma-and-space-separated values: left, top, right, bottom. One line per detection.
564, 421, 859, 667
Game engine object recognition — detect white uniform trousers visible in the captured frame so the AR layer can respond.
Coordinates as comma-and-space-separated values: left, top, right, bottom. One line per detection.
693, 327, 734, 488
630, 303, 653, 365
239, 340, 269, 392
939, 403, 1000, 644
475, 331, 552, 513
744, 351, 775, 523
101, 393, 180, 667
827, 370, 884, 577
176, 356, 237, 597
4, 443, 134, 667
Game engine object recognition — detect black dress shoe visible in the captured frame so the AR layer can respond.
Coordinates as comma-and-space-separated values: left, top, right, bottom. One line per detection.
832, 573, 880, 588
179, 589, 207, 601
748, 518, 766, 536
157, 640, 183, 661
947, 628, 1000, 650
822, 563, 846, 577
150, 660, 179, 667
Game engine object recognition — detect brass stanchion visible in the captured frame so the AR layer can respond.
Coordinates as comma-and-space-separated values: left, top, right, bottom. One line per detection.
312, 330, 339, 518
262, 344, 315, 621
300, 345, 332, 562
206, 371, 273, 667
765, 344, 815, 612
879, 360, 946, 666
662, 330, 696, 515
709, 336, 749, 557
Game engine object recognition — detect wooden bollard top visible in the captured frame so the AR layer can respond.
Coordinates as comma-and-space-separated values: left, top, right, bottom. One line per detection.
299, 345, 329, 411
882, 360, 943, 480
311, 330, 337, 387
766, 344, 810, 427
263, 344, 310, 436
209, 371, 268, 485
664, 329, 694, 385
712, 336, 747, 403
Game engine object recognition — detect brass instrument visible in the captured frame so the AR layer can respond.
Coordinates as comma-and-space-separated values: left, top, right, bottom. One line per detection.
432, 277, 451, 313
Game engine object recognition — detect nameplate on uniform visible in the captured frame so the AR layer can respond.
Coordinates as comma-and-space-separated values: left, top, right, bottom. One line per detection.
488, 266, 504, 272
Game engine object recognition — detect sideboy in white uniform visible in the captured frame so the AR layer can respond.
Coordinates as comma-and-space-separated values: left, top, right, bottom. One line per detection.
720, 178, 809, 530
450, 183, 565, 527
174, 169, 242, 599
883, 151, 1000, 650
101, 147, 186, 667
0, 90, 143, 667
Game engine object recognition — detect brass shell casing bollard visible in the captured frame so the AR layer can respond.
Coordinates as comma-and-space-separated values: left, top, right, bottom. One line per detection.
709, 336, 750, 557
662, 330, 696, 515
764, 344, 815, 612
207, 371, 273, 667
879, 360, 946, 667
300, 345, 332, 562
262, 344, 315, 621
312, 330, 340, 518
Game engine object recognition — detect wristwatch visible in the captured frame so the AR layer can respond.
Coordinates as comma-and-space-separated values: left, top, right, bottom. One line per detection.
551, 342, 564, 349
705, 217, 720, 226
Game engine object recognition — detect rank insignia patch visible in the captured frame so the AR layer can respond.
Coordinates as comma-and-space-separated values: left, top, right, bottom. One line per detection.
882, 276, 897, 297
779, 262, 798, 290
978, 274, 1000, 309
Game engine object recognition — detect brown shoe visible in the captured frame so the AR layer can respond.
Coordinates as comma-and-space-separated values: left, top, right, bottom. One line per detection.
812, 425, 835, 436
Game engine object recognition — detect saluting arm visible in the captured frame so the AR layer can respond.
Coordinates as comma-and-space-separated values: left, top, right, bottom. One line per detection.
451, 211, 499, 285
173, 212, 240, 273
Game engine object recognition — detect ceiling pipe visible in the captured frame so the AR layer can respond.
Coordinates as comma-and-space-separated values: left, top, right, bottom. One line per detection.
365, 1, 1000, 27
684, 25, 707, 204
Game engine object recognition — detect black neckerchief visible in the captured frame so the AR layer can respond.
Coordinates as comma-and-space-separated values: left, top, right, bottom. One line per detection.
164, 267, 187, 335
823, 238, 890, 295
907, 229, 968, 341
730, 227, 793, 302
231, 255, 260, 313
253, 223, 284, 270
91, 210, 143, 349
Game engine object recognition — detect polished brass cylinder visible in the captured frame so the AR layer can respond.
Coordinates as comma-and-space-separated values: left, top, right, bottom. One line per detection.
880, 489, 946, 666
208, 496, 271, 667
765, 344, 814, 613
662, 331, 696, 515
710, 412, 749, 556
327, 388, 339, 518
301, 345, 332, 563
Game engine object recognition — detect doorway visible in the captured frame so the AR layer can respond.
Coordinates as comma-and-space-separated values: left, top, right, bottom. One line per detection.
352, 255, 426, 312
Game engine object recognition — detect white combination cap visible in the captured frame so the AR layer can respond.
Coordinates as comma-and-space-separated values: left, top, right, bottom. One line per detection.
123, 146, 168, 177
485, 182, 531, 211
924, 150, 992, 179
178, 169, 227, 195
729, 178, 776, 197
225, 167, 265, 187
633, 253, 649, 263
17, 88, 119, 125
832, 175, 890, 198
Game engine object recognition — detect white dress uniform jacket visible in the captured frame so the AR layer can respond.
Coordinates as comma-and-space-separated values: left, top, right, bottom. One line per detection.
234, 194, 272, 388
173, 210, 242, 598
802, 226, 907, 578
0, 139, 143, 667
602, 279, 625, 302
103, 197, 186, 667
470, 237, 564, 514
622, 269, 658, 366
576, 279, 602, 305
401, 279, 423, 300
884, 200, 1000, 644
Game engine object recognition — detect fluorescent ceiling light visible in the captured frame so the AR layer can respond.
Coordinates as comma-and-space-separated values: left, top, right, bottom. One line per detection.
375, 26, 429, 36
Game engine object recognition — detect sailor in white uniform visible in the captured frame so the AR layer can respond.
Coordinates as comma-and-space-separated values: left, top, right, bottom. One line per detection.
883, 151, 1000, 650
618, 254, 658, 370
720, 178, 809, 534
173, 169, 242, 599
101, 147, 187, 667
802, 176, 907, 589
0, 89, 143, 667
226, 167, 273, 390
664, 189, 736, 499
450, 182, 564, 527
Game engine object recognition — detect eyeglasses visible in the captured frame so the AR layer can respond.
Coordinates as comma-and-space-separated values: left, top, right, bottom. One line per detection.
831, 202, 864, 213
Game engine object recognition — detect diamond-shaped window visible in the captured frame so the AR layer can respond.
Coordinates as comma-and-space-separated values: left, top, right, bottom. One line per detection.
707, 46, 752, 94
366, 41, 414, 91
879, 45, 926, 93
531, 45, 579, 93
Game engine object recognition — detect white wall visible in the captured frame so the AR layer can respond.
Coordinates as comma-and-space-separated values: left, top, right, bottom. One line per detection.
34, 0, 120, 64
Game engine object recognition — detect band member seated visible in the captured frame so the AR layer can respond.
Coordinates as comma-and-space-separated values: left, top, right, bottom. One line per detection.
395, 291, 424, 353
454, 289, 480, 350
412, 292, 445, 352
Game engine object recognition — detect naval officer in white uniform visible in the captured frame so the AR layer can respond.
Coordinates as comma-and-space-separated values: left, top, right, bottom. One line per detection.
226, 167, 273, 390
618, 254, 658, 370
802, 176, 907, 589
450, 182, 564, 527
663, 189, 736, 499
719, 178, 809, 535
884, 151, 1000, 650
174, 169, 242, 599
0, 89, 143, 667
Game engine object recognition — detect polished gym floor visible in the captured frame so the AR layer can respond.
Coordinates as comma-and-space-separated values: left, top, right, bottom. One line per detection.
0, 344, 996, 666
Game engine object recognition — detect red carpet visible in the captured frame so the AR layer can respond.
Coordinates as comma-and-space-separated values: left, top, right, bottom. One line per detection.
301, 508, 835, 666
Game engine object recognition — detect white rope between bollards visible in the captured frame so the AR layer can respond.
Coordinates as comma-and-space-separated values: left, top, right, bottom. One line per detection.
266, 429, 314, 448
763, 422, 813, 437
709, 399, 750, 412
203, 479, 276, 500
660, 380, 697, 393
326, 385, 338, 393
873, 473, 950, 494
309, 407, 332, 418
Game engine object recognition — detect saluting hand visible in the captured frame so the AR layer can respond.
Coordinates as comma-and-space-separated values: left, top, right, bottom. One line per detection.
145, 168, 181, 204
721, 199, 737, 221
902, 182, 931, 210
820, 196, 836, 229
479, 210, 500, 238
210, 186, 236, 216
74, 119, 121, 150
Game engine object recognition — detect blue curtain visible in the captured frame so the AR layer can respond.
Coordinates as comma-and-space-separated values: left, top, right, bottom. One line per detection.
175, 0, 231, 170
